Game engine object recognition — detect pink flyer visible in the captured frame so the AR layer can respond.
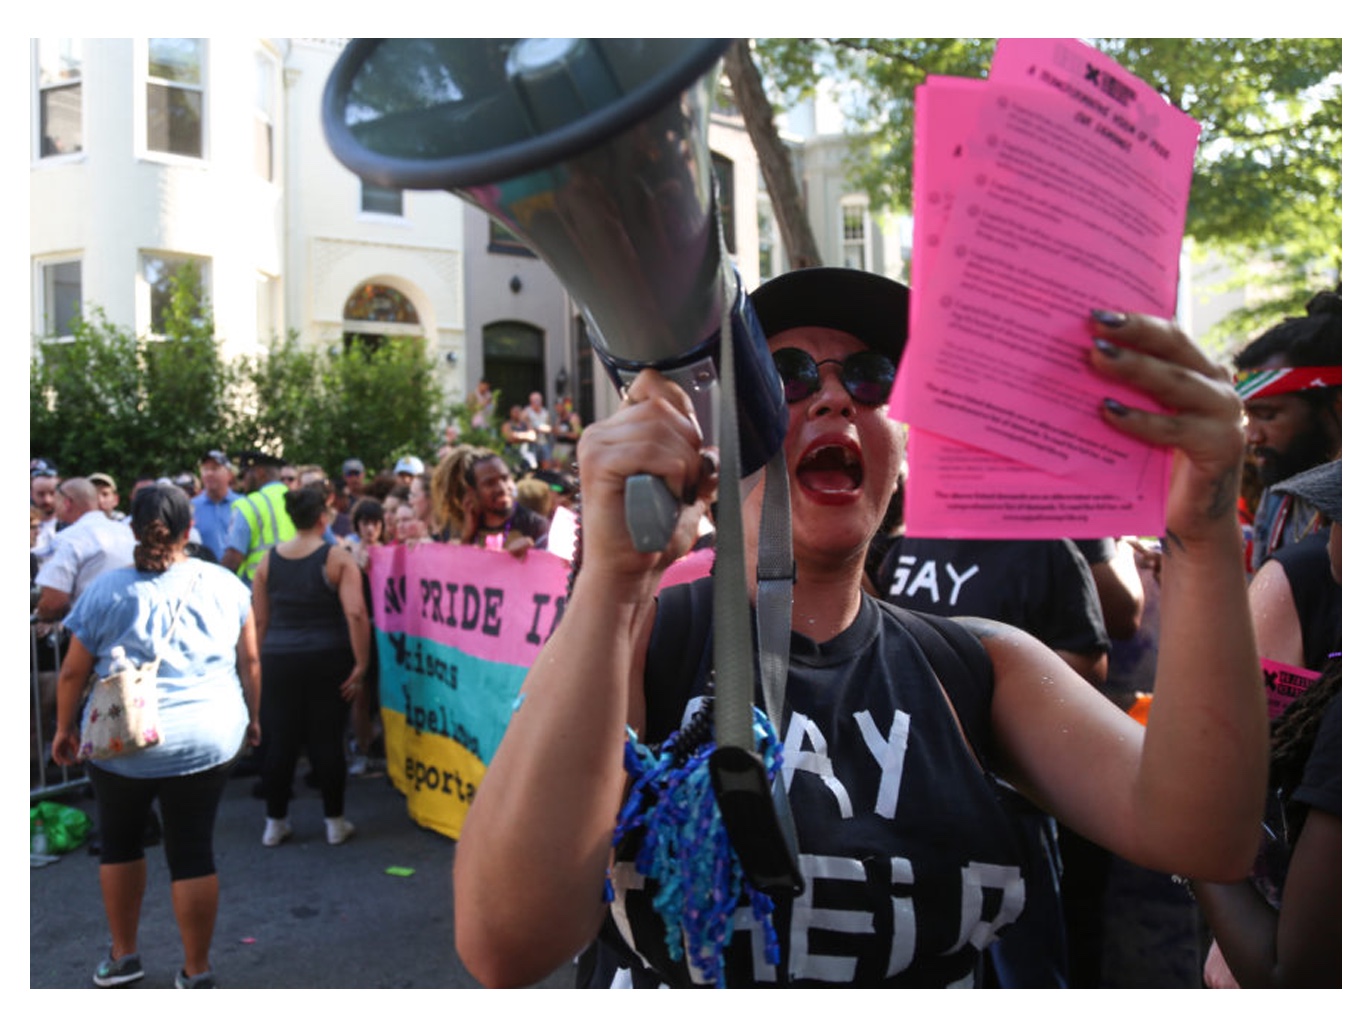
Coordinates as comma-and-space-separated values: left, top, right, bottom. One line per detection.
902, 427, 1167, 539
1261, 657, 1325, 723
892, 39, 1200, 538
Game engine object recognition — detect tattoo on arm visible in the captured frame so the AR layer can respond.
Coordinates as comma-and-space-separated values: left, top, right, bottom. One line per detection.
1208, 466, 1238, 520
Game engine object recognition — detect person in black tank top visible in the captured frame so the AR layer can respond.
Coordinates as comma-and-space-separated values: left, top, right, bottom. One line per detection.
453, 268, 1268, 988
251, 485, 371, 848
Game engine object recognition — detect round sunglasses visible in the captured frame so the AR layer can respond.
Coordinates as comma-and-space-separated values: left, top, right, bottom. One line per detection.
771, 347, 896, 407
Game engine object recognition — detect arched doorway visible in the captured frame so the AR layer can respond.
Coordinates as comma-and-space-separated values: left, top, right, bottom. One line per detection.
343, 282, 422, 353
482, 320, 544, 417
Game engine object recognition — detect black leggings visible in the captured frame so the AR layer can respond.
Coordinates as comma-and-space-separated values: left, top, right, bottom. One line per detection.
88, 760, 233, 880
260, 647, 352, 819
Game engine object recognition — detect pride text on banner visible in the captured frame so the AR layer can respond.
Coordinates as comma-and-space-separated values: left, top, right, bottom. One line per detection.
366, 543, 571, 839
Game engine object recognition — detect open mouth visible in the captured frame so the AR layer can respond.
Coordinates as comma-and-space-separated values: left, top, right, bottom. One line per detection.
796, 441, 864, 495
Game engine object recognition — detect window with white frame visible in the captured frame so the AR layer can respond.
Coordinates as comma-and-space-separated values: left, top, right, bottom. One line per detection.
36, 38, 82, 158
254, 49, 277, 181
146, 38, 206, 159
841, 199, 869, 271
361, 181, 404, 216
141, 254, 210, 336
39, 260, 83, 338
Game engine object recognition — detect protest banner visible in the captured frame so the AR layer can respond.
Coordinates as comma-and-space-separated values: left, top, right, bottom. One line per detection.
366, 542, 570, 839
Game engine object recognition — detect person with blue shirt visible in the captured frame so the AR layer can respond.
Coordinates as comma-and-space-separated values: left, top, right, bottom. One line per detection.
51, 485, 260, 989
190, 450, 241, 564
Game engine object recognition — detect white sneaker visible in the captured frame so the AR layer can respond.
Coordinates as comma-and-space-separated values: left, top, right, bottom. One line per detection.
348, 755, 369, 776
325, 817, 355, 845
262, 818, 293, 847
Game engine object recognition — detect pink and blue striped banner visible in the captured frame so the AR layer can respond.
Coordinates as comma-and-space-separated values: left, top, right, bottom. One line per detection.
367, 542, 570, 839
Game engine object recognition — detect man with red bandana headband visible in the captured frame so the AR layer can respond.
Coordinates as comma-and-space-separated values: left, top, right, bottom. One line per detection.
1233, 289, 1341, 572
454, 267, 1268, 988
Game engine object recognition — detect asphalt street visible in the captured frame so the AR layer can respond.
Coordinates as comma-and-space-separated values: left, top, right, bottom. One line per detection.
29, 767, 576, 989
31, 762, 1202, 989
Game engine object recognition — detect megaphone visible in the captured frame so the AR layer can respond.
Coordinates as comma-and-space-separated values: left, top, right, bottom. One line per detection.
322, 39, 787, 551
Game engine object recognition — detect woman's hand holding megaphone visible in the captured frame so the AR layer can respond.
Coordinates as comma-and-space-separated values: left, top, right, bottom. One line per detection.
574, 369, 719, 591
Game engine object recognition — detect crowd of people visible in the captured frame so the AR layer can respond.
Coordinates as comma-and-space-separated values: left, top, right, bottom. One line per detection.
31, 273, 1340, 989
30, 400, 579, 989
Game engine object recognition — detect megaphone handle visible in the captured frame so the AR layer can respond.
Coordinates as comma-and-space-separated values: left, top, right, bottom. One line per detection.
624, 474, 681, 554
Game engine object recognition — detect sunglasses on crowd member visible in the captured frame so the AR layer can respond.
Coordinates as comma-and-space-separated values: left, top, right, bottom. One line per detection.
771, 347, 897, 407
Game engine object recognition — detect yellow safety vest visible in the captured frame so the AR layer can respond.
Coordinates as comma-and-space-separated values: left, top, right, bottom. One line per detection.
232, 482, 296, 582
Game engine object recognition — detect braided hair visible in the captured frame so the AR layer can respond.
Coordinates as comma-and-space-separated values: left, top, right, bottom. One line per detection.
133, 516, 180, 573
1268, 655, 1341, 848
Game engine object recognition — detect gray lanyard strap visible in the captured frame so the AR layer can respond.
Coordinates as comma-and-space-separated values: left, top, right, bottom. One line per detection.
707, 205, 802, 896
710, 247, 754, 751
755, 452, 793, 726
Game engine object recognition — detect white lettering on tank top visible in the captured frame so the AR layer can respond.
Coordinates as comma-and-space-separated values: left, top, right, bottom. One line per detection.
887, 856, 917, 977
609, 860, 647, 959
853, 709, 910, 818
732, 854, 915, 983
782, 710, 853, 818
948, 860, 1027, 953
788, 853, 873, 982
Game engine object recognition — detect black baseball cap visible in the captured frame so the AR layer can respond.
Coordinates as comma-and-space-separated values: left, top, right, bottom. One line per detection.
749, 267, 911, 363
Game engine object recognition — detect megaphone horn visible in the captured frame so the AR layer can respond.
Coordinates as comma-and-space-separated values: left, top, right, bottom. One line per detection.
323, 38, 787, 550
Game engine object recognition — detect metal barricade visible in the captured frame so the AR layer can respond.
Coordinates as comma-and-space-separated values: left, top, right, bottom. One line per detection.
31, 614, 89, 801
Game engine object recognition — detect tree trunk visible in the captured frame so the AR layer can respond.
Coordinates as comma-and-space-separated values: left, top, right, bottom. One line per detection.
722, 40, 823, 271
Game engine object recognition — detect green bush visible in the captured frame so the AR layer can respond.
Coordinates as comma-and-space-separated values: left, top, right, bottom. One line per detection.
31, 267, 455, 495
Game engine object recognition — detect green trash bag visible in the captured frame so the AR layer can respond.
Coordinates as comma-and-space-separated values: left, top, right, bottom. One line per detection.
30, 800, 93, 855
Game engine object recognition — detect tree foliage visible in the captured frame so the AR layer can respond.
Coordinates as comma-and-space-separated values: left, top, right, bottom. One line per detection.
31, 268, 454, 494
748, 37, 1341, 338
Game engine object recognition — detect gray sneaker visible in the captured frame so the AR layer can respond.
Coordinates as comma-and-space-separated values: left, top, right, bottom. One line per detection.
93, 952, 144, 987
174, 967, 217, 989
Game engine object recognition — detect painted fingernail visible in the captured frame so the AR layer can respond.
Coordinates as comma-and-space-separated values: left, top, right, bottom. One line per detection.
699, 450, 718, 479
1093, 337, 1123, 359
1103, 397, 1130, 417
1091, 309, 1127, 328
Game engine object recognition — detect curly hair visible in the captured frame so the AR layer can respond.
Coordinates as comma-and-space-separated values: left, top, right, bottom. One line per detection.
133, 517, 180, 573
430, 443, 484, 536
1268, 656, 1341, 848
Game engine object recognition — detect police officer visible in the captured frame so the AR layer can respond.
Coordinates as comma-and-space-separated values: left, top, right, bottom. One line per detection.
221, 451, 296, 584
